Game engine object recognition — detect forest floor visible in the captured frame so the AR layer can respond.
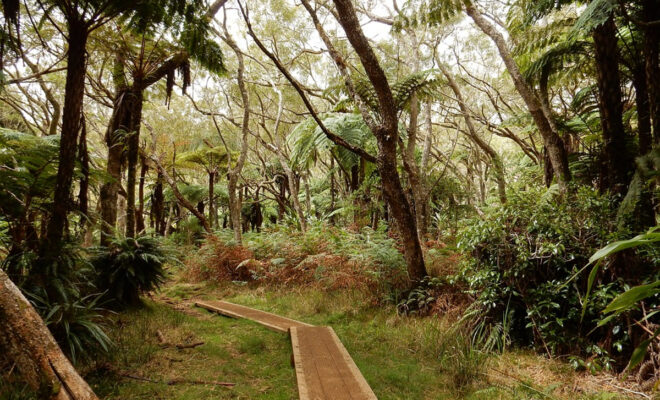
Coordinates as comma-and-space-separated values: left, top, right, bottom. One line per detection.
85, 271, 642, 400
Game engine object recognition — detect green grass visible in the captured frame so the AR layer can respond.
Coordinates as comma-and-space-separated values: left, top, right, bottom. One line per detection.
82, 282, 635, 400
88, 301, 296, 399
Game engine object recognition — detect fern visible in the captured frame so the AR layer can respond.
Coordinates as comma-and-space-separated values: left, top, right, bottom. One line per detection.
288, 113, 373, 170
353, 69, 444, 112
569, 0, 617, 39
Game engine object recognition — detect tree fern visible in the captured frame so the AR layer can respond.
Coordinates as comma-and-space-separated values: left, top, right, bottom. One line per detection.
288, 113, 373, 170
353, 69, 444, 112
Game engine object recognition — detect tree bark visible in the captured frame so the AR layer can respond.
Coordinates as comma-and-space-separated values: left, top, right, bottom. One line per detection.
77, 116, 90, 223
124, 87, 144, 238
330, 156, 336, 225
417, 103, 434, 234
223, 32, 250, 244
592, 15, 633, 194
632, 64, 652, 155
136, 153, 147, 233
0, 270, 99, 400
99, 81, 131, 246
41, 20, 88, 261
208, 171, 215, 229
153, 172, 165, 235
642, 0, 660, 144
465, 5, 571, 188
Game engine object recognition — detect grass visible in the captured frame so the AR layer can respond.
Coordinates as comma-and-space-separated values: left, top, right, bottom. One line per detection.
87, 300, 296, 399
82, 277, 637, 400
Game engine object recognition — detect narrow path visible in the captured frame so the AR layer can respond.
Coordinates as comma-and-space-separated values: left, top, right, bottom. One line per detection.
195, 300, 378, 400
195, 300, 313, 333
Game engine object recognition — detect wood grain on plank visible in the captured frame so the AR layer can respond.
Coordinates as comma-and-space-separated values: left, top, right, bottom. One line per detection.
290, 326, 377, 400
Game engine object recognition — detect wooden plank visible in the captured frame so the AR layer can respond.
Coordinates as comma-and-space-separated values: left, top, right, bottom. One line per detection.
290, 326, 378, 400
195, 300, 313, 333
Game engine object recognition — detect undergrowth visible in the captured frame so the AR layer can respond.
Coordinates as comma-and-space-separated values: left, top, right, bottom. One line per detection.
185, 222, 421, 303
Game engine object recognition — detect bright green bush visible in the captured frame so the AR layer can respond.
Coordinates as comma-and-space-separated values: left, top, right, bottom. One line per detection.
456, 186, 636, 359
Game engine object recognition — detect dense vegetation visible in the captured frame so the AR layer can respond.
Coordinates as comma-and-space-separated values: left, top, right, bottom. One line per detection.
0, 0, 658, 398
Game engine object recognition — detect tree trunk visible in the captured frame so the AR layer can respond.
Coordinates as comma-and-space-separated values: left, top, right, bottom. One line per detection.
164, 203, 175, 237
379, 136, 428, 281
125, 88, 144, 238
277, 176, 286, 222
403, 90, 428, 236
418, 104, 434, 234
0, 269, 98, 400
466, 5, 571, 188
304, 173, 312, 214
208, 171, 215, 229
41, 21, 88, 260
643, 0, 660, 144
117, 195, 126, 234
153, 173, 165, 235
99, 86, 132, 246
136, 153, 147, 233
592, 15, 633, 195
77, 116, 90, 228
333, 0, 427, 281
632, 64, 652, 155
223, 31, 251, 244
281, 160, 307, 231
330, 156, 336, 225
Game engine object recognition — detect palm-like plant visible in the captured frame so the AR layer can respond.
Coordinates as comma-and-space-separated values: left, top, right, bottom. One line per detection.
288, 113, 374, 170
91, 235, 173, 307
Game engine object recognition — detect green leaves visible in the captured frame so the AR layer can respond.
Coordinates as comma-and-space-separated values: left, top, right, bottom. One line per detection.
288, 113, 373, 170
569, 0, 617, 39
628, 328, 660, 370
578, 226, 660, 371
589, 227, 660, 265
394, 0, 468, 29
602, 282, 660, 315
0, 128, 60, 218
353, 69, 444, 112
92, 235, 174, 307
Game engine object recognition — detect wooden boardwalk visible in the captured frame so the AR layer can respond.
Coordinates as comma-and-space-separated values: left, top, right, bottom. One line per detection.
195, 300, 313, 333
195, 300, 377, 399
291, 326, 377, 400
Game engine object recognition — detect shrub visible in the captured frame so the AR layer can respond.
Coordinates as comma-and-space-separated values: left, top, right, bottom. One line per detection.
456, 186, 636, 358
91, 235, 171, 308
3, 242, 113, 364
28, 290, 112, 364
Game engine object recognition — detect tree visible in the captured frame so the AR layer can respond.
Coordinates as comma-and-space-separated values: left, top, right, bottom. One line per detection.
18, 0, 186, 262
99, 0, 226, 243
464, 4, 571, 189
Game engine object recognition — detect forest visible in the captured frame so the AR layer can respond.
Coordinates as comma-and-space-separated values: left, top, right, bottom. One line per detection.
0, 0, 659, 398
